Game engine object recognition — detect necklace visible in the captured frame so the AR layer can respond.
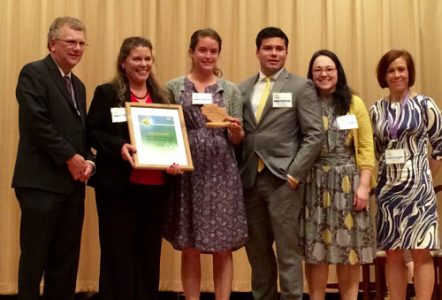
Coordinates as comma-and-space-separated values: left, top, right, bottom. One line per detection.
389, 89, 410, 103
130, 89, 149, 100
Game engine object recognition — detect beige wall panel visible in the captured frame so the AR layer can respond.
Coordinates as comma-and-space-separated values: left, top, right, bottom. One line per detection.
1, 0, 442, 294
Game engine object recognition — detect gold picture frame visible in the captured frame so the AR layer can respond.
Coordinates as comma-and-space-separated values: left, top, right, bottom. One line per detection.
125, 102, 193, 171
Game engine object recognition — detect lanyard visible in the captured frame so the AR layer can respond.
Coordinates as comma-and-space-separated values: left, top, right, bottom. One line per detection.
387, 91, 409, 140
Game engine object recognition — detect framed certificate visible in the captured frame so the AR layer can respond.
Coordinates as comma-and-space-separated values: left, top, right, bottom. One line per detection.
125, 102, 193, 171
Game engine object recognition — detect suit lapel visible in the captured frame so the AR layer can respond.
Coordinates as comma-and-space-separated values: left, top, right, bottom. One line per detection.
71, 74, 87, 124
243, 75, 259, 127
124, 88, 131, 103
271, 68, 289, 93
71, 75, 83, 109
44, 55, 81, 117
259, 69, 289, 122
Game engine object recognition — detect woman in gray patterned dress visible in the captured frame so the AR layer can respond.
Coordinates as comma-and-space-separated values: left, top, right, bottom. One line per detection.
370, 49, 442, 300
163, 29, 247, 300
302, 50, 375, 300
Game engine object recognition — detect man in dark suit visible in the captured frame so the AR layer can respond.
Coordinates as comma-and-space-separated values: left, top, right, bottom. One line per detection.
238, 27, 324, 300
12, 17, 94, 300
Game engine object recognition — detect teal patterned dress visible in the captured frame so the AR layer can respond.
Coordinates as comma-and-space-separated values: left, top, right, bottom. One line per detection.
302, 100, 374, 264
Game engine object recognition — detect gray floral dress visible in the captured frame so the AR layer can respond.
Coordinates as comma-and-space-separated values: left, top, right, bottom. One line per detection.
163, 76, 248, 253
301, 100, 374, 264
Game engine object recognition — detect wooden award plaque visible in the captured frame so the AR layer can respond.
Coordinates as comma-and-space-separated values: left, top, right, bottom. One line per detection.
201, 104, 230, 128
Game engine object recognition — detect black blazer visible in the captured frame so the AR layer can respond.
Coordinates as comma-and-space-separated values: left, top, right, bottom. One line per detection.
12, 55, 90, 194
87, 83, 176, 192
86, 83, 136, 192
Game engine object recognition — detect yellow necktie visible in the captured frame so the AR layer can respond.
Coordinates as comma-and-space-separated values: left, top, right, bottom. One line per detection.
255, 77, 271, 122
255, 77, 271, 172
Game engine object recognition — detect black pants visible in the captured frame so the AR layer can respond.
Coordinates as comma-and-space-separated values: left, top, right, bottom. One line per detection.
95, 184, 169, 300
16, 187, 85, 300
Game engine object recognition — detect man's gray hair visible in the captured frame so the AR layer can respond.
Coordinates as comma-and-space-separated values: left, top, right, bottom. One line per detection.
47, 16, 86, 49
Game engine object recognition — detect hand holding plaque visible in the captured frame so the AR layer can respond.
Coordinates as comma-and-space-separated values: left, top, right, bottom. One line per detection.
201, 104, 231, 128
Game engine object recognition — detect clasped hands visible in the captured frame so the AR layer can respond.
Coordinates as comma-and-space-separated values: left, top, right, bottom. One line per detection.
67, 154, 94, 182
121, 143, 183, 175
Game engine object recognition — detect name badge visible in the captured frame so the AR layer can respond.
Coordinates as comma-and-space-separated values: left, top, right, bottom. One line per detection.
272, 93, 292, 108
111, 107, 127, 123
192, 93, 213, 105
336, 114, 358, 130
385, 149, 406, 164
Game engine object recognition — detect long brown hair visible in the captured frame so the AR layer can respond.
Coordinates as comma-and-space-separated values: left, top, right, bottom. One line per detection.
307, 49, 353, 116
112, 36, 170, 106
189, 28, 223, 77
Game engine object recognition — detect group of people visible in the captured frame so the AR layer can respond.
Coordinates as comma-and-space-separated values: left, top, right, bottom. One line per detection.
12, 16, 442, 300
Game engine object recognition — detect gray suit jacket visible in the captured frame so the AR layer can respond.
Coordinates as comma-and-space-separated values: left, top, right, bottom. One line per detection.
238, 68, 324, 189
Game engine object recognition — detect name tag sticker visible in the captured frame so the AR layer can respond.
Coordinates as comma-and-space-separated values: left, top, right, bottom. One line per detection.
192, 93, 213, 105
336, 114, 358, 130
385, 149, 406, 164
272, 93, 292, 108
111, 107, 127, 123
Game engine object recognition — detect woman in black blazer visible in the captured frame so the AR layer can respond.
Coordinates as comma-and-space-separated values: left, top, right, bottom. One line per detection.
87, 36, 180, 300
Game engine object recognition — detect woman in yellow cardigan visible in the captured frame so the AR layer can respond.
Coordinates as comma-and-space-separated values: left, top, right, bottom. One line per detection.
301, 49, 375, 300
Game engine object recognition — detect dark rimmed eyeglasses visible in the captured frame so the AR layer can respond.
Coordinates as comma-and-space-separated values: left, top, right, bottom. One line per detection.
313, 67, 336, 75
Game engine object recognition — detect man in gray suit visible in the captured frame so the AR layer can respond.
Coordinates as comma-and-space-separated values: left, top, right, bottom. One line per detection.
238, 27, 324, 300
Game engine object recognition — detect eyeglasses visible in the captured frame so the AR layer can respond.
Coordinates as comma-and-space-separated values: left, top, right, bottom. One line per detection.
313, 67, 336, 75
57, 39, 89, 49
